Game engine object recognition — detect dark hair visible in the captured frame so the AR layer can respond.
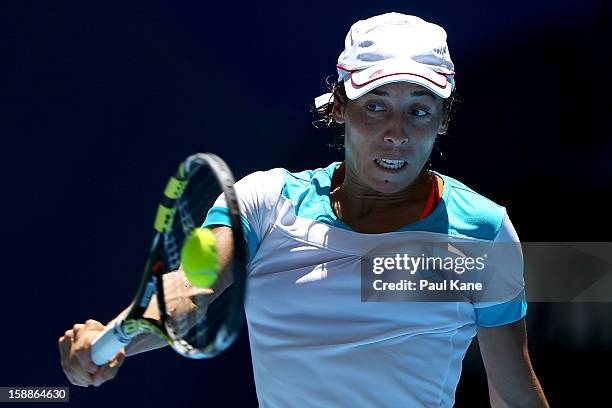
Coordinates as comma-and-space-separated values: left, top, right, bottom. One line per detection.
310, 76, 460, 152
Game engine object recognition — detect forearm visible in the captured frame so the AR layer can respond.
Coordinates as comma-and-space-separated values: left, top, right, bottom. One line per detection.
105, 226, 235, 358
488, 354, 549, 408
124, 332, 168, 357
478, 318, 549, 408
104, 297, 168, 357
490, 383, 549, 408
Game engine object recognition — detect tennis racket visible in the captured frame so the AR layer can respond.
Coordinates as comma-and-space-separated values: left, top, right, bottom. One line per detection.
91, 153, 248, 365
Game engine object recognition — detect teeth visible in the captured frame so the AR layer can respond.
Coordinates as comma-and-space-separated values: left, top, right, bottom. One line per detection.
375, 159, 406, 169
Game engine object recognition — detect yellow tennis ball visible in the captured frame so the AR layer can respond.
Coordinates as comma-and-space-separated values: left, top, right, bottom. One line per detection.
180, 228, 219, 288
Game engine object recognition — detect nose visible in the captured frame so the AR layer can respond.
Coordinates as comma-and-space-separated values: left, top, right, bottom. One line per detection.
384, 134, 408, 146
383, 118, 409, 146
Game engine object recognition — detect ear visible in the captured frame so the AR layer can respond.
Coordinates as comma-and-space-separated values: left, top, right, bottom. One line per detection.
332, 98, 345, 124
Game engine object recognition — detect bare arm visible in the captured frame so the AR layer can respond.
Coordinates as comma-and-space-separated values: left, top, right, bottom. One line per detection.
59, 225, 236, 386
477, 317, 549, 408
117, 225, 237, 356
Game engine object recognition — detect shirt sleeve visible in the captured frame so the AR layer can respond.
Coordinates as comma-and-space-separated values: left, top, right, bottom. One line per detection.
202, 168, 285, 263
473, 210, 528, 327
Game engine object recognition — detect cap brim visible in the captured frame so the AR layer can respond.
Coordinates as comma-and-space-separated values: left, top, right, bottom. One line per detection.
345, 60, 453, 100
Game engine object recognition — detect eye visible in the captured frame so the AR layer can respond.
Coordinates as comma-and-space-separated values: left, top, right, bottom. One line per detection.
366, 103, 384, 112
412, 108, 430, 117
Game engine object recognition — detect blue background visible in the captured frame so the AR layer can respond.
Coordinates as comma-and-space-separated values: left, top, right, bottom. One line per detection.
4, 0, 611, 406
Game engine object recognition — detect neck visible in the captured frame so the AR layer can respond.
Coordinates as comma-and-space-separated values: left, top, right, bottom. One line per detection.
329, 161, 434, 233
331, 162, 431, 208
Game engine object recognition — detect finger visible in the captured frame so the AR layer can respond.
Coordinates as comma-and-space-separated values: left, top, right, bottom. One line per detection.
58, 330, 73, 360
73, 347, 97, 374
91, 366, 113, 387
60, 326, 97, 384
108, 349, 126, 369
59, 330, 77, 374
188, 287, 215, 297
91, 348, 126, 387
64, 363, 96, 387
91, 356, 123, 387
60, 329, 74, 345
65, 354, 98, 385
68, 374, 93, 388
69, 373, 93, 387
92, 364, 119, 387
84, 319, 105, 331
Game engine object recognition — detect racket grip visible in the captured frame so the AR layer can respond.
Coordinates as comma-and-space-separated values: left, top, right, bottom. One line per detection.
91, 322, 130, 366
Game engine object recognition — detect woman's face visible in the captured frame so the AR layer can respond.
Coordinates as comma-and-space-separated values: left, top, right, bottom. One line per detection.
333, 82, 449, 194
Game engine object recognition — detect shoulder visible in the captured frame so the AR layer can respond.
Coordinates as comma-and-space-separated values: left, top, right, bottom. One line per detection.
239, 162, 337, 190
238, 167, 285, 186
433, 171, 509, 241
281, 162, 338, 184
280, 162, 339, 204
234, 162, 339, 211
232, 167, 285, 199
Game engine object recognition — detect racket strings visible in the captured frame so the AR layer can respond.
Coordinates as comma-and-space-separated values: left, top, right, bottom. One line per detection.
162, 166, 228, 350
163, 168, 218, 270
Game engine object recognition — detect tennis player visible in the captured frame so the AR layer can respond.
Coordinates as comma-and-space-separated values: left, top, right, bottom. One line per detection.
59, 12, 549, 407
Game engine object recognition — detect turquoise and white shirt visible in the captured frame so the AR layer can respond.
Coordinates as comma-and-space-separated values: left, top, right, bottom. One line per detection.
203, 161, 527, 408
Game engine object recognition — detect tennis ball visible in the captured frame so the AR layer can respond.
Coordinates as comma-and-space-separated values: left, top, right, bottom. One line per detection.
180, 228, 219, 288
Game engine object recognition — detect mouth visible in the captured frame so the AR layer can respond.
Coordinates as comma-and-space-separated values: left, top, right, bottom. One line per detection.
374, 158, 408, 171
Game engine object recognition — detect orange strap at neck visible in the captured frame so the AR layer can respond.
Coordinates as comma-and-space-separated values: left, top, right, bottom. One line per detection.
418, 173, 442, 220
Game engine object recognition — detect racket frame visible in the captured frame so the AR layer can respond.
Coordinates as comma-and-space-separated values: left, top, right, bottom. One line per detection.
91, 153, 247, 365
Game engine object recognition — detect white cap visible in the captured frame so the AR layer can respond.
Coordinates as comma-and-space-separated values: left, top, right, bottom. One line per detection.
315, 13, 455, 108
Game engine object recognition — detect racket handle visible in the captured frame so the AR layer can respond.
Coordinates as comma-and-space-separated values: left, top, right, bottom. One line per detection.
91, 322, 130, 366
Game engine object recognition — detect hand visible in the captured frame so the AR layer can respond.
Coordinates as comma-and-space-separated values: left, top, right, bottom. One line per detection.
162, 269, 213, 336
58, 319, 125, 387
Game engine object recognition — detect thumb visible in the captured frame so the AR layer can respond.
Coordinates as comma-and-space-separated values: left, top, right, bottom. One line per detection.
91, 349, 126, 387
109, 348, 126, 369
75, 329, 105, 373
